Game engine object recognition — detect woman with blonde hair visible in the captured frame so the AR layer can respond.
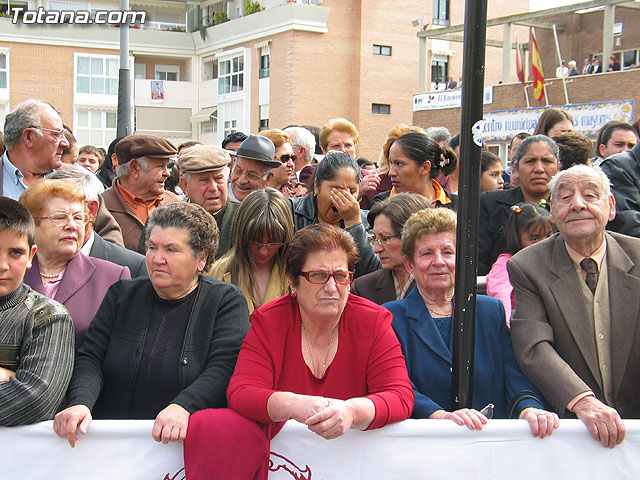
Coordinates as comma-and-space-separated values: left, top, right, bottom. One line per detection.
259, 129, 296, 198
208, 188, 294, 313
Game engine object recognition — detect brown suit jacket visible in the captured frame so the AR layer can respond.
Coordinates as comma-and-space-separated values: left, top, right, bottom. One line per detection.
102, 181, 181, 251
351, 269, 416, 306
508, 232, 640, 418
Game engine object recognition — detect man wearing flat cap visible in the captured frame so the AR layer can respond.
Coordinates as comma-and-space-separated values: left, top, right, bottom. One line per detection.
178, 144, 240, 259
102, 135, 182, 250
229, 134, 280, 202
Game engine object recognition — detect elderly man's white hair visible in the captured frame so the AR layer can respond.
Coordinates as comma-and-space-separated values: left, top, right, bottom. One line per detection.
548, 164, 611, 201
284, 126, 316, 163
48, 163, 105, 202
425, 126, 451, 146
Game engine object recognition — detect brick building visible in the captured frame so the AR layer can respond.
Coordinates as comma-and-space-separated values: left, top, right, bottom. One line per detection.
0, 0, 538, 161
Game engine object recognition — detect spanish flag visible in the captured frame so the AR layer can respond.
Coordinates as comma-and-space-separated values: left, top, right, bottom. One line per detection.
531, 29, 545, 103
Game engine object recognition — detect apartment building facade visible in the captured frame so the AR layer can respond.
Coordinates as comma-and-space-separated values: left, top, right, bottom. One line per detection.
0, 0, 530, 160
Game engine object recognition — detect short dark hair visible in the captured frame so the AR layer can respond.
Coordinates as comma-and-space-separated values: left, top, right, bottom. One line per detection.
313, 151, 361, 192
554, 131, 593, 170
449, 133, 460, 150
145, 202, 219, 271
0, 197, 35, 247
221, 131, 248, 149
367, 192, 432, 234
79, 145, 105, 167
504, 202, 552, 254
596, 121, 637, 154
393, 132, 457, 178
480, 151, 501, 173
509, 132, 531, 150
286, 224, 359, 287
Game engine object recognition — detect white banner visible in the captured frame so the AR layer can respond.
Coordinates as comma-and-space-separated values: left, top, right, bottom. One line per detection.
482, 100, 635, 142
5, 419, 640, 479
413, 87, 494, 111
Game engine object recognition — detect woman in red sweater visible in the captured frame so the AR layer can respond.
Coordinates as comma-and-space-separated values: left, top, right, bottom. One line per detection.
184, 224, 414, 479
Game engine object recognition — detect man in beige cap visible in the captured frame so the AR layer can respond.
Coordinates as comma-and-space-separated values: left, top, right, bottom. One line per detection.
102, 134, 181, 250
178, 144, 240, 259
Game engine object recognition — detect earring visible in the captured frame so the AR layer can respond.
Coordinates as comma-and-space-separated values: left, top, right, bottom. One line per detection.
290, 291, 297, 297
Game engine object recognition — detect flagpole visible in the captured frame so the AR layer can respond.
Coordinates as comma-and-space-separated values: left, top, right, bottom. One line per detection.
515, 32, 530, 108
524, 85, 531, 108
553, 24, 569, 105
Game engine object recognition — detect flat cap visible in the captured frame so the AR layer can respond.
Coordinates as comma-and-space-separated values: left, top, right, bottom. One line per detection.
178, 144, 231, 173
231, 134, 280, 168
115, 135, 177, 164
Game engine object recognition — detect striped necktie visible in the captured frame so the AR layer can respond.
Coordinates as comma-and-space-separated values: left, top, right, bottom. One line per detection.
580, 258, 598, 295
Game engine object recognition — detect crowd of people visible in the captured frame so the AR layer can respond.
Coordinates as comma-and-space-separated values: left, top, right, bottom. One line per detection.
1, 98, 640, 477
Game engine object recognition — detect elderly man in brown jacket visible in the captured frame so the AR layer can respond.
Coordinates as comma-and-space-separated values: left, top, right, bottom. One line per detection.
509, 164, 640, 449
102, 135, 181, 250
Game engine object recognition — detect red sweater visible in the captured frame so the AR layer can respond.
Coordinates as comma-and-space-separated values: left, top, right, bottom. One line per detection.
227, 294, 414, 435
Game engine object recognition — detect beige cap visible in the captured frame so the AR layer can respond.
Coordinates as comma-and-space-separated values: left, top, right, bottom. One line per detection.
178, 144, 232, 173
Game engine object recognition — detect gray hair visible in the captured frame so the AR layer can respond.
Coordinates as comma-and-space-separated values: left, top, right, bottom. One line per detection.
548, 164, 611, 201
116, 156, 150, 178
145, 202, 219, 271
48, 164, 105, 202
3, 99, 53, 149
285, 126, 316, 163
425, 126, 452, 146
513, 134, 559, 167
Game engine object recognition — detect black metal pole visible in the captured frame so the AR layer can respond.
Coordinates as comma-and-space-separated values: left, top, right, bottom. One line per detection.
452, 0, 488, 409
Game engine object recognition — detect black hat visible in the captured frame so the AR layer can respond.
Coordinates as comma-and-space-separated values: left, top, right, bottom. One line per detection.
231, 135, 280, 168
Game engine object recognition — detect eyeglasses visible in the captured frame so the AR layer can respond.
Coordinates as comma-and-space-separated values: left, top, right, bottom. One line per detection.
300, 270, 354, 285
276, 154, 296, 163
30, 126, 66, 140
368, 234, 400, 246
248, 241, 283, 249
232, 164, 264, 182
39, 212, 90, 226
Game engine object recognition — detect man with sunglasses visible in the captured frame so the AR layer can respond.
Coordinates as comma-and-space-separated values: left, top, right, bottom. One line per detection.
1, 99, 69, 200
228, 135, 280, 202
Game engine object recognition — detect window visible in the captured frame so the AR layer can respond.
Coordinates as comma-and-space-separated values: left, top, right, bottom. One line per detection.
76, 55, 118, 95
75, 110, 117, 148
259, 119, 269, 131
431, 59, 448, 85
623, 50, 639, 69
134, 63, 146, 80
49, 1, 88, 11
0, 53, 7, 89
433, 0, 449, 27
203, 59, 218, 80
218, 55, 244, 94
372, 103, 391, 115
373, 45, 392, 56
155, 64, 180, 81
259, 54, 270, 78
201, 118, 217, 134
224, 119, 237, 138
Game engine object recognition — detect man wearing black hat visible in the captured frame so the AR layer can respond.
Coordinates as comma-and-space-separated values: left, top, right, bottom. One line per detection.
178, 144, 240, 259
102, 135, 182, 250
228, 134, 280, 202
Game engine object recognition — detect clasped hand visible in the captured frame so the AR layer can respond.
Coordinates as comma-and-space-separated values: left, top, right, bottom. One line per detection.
289, 394, 355, 440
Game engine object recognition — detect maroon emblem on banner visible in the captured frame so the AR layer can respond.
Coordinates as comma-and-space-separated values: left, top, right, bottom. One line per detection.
163, 467, 185, 480
268, 452, 312, 479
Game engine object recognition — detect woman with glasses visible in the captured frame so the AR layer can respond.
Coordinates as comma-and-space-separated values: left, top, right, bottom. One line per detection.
259, 129, 297, 198
351, 193, 431, 304
19, 179, 130, 349
184, 224, 413, 479
208, 188, 294, 313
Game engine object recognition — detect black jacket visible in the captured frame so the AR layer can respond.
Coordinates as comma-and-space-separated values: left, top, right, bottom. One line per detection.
66, 276, 250, 418
478, 187, 525, 275
601, 143, 640, 237
89, 233, 147, 277
287, 194, 381, 278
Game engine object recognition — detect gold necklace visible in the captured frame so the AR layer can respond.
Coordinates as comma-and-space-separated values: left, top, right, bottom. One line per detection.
301, 321, 338, 377
426, 302, 452, 317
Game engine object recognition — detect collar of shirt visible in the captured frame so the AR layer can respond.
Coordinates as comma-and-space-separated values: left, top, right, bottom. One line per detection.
388, 179, 451, 206
2, 151, 27, 198
80, 230, 95, 257
565, 237, 607, 279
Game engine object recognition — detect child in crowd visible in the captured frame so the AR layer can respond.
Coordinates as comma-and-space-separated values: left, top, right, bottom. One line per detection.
0, 197, 74, 426
486, 202, 553, 323
479, 151, 505, 192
